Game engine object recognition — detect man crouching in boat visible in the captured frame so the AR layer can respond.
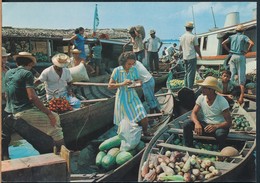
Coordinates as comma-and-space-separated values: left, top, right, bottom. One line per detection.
34, 53, 81, 108
2, 52, 65, 160
183, 76, 232, 149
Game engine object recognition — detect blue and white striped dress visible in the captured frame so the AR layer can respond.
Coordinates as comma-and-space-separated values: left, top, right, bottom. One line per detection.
112, 66, 147, 125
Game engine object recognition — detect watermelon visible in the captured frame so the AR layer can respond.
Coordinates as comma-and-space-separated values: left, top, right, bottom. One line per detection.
99, 135, 121, 151
116, 151, 133, 166
95, 151, 106, 166
101, 154, 116, 170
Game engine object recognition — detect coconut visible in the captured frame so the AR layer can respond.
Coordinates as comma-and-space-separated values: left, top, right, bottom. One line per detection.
220, 146, 239, 156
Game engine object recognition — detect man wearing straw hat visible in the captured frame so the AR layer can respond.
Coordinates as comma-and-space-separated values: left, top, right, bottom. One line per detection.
35, 53, 81, 108
183, 76, 232, 149
2, 52, 65, 160
179, 21, 202, 89
222, 24, 254, 105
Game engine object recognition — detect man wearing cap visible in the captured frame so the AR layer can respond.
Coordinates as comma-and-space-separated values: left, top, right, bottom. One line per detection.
3, 52, 65, 159
179, 22, 202, 89
35, 53, 81, 107
144, 29, 163, 75
222, 24, 254, 105
183, 76, 232, 149
123, 27, 145, 63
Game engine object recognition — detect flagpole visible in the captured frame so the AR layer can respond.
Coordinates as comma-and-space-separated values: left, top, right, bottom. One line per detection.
93, 4, 98, 37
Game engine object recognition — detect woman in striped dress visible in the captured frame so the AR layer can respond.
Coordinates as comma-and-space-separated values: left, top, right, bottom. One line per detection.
108, 51, 152, 136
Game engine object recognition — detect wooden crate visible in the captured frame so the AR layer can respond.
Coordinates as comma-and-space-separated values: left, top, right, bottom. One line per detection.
1, 153, 68, 182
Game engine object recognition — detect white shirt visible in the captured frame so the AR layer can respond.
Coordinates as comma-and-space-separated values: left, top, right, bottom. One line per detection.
146, 37, 162, 52
180, 31, 198, 60
38, 66, 72, 100
196, 94, 229, 124
134, 61, 152, 83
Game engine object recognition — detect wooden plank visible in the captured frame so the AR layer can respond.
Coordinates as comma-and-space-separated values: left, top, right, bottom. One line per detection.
156, 143, 240, 157
155, 92, 172, 97
72, 82, 109, 86
168, 128, 255, 141
147, 112, 170, 118
81, 98, 109, 103
213, 161, 238, 170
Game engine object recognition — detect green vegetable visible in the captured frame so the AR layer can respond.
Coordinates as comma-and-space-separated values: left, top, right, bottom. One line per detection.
161, 175, 184, 181
107, 148, 120, 157
95, 151, 106, 166
116, 151, 133, 165
101, 154, 116, 170
99, 135, 121, 151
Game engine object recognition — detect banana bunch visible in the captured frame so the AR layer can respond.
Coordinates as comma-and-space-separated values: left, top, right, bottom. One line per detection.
168, 79, 184, 89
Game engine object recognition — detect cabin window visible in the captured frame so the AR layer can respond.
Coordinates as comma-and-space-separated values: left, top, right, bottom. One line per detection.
203, 36, 208, 50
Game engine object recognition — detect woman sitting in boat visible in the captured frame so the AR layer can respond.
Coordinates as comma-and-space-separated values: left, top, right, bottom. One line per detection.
217, 70, 244, 106
34, 53, 81, 108
183, 76, 232, 149
108, 51, 153, 136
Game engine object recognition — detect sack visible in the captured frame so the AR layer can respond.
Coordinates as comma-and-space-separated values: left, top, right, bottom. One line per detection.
129, 25, 145, 40
69, 62, 90, 82
117, 117, 142, 152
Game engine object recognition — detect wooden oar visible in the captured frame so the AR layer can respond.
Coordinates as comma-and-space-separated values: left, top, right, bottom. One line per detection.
81, 98, 109, 103
147, 112, 170, 118
72, 82, 109, 86
156, 143, 240, 158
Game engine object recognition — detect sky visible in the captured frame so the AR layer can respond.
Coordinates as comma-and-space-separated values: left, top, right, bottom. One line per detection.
2, 2, 257, 39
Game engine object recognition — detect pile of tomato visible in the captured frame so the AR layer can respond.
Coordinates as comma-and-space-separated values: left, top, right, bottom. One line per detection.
47, 97, 73, 113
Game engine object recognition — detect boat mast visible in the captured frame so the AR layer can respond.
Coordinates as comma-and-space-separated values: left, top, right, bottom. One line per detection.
211, 7, 217, 28
192, 6, 196, 35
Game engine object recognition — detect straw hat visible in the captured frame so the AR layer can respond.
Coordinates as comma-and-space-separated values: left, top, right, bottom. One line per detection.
236, 24, 244, 31
150, 29, 156, 34
71, 49, 81, 54
52, 53, 70, 68
2, 47, 11, 57
13, 52, 36, 63
185, 22, 194, 28
197, 76, 222, 93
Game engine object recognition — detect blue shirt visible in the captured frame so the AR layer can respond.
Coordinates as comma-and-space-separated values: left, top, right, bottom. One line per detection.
74, 34, 86, 59
229, 33, 250, 55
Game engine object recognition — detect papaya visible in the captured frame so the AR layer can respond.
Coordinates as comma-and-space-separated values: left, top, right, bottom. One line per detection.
95, 151, 106, 167
107, 148, 120, 157
99, 135, 121, 151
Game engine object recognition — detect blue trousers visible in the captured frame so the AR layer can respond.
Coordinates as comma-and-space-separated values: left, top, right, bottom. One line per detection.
148, 52, 159, 72
142, 78, 159, 110
229, 54, 246, 85
183, 58, 197, 89
183, 119, 229, 149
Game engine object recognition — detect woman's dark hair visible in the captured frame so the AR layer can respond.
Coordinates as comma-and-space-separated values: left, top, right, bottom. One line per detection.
74, 28, 79, 34
222, 70, 232, 76
16, 57, 34, 66
118, 51, 136, 66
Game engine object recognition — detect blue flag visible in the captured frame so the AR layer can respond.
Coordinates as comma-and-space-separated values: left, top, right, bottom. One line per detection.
93, 4, 99, 33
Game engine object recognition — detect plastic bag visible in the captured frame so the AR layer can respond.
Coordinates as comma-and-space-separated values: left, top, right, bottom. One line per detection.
117, 116, 142, 152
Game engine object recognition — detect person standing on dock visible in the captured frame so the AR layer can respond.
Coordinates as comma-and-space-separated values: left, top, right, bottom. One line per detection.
144, 29, 163, 75
179, 22, 202, 89
183, 76, 232, 149
123, 27, 145, 63
222, 24, 254, 105
2, 52, 65, 160
70, 27, 88, 61
108, 51, 153, 136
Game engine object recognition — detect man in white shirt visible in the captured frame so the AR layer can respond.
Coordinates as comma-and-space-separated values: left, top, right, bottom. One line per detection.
183, 76, 232, 149
35, 53, 81, 108
144, 30, 163, 74
179, 22, 202, 89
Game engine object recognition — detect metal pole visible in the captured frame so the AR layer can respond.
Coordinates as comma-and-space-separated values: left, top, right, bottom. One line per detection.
211, 7, 217, 28
192, 6, 196, 35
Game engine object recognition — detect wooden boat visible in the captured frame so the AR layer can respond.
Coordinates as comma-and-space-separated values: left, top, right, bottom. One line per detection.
138, 101, 256, 182
65, 88, 175, 182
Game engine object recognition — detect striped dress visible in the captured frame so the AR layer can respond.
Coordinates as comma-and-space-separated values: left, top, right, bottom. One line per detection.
112, 66, 147, 125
